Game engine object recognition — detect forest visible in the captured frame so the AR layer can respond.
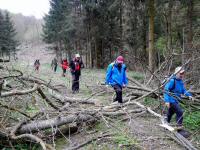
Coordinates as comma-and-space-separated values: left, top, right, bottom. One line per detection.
43, 0, 199, 71
0, 0, 200, 150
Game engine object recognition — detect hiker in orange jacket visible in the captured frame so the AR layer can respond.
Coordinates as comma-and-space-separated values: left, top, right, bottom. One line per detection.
61, 59, 69, 77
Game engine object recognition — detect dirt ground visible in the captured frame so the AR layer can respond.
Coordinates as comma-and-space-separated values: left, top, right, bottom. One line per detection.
15, 43, 192, 150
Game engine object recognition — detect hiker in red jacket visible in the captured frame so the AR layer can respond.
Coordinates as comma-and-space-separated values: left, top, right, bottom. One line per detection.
61, 59, 69, 77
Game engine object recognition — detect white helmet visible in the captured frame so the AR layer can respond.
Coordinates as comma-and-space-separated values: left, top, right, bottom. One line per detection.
75, 53, 80, 58
174, 66, 185, 74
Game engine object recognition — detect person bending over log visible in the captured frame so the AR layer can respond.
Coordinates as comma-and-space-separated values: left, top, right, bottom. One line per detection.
164, 66, 194, 129
105, 56, 128, 104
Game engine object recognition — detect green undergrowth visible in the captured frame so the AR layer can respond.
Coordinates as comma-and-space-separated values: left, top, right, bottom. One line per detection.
89, 121, 140, 149
26, 105, 39, 114
129, 71, 144, 81
184, 111, 200, 131
143, 97, 160, 107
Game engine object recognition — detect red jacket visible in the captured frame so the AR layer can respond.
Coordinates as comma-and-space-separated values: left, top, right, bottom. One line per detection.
61, 60, 69, 69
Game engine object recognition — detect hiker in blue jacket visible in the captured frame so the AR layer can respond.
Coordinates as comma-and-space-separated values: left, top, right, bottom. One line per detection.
164, 66, 193, 127
105, 56, 128, 103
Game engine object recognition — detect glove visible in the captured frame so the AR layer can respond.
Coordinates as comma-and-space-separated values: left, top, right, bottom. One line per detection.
165, 102, 170, 108
189, 96, 194, 102
122, 84, 126, 88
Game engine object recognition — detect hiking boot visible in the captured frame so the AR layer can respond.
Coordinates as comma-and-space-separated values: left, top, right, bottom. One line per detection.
175, 125, 183, 131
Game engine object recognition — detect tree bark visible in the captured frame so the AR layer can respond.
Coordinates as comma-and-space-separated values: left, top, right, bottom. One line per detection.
148, 0, 155, 71
17, 114, 95, 134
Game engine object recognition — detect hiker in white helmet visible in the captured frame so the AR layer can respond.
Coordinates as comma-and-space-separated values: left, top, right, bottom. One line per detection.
69, 53, 84, 93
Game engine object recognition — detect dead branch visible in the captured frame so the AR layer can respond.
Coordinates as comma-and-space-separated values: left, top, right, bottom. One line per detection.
0, 101, 31, 118
101, 109, 144, 117
8, 121, 54, 150
20, 76, 59, 92
49, 89, 95, 105
0, 80, 3, 96
1, 84, 38, 97
37, 87, 59, 110
0, 69, 23, 80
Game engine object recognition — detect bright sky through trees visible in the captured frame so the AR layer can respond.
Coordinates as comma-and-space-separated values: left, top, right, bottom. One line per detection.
0, 0, 50, 19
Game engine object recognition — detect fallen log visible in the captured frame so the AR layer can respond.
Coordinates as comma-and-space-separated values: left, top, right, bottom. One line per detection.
20, 76, 59, 92
9, 121, 54, 150
102, 109, 144, 117
37, 87, 59, 110
15, 114, 95, 134
48, 89, 95, 105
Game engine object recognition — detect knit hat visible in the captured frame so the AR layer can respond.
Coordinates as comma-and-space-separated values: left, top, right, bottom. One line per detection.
116, 56, 124, 63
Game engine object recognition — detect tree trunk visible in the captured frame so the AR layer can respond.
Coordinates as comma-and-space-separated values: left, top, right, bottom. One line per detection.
148, 0, 155, 72
167, 0, 173, 55
187, 0, 193, 48
17, 114, 95, 134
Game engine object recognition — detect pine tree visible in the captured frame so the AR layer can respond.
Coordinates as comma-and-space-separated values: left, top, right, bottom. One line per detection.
4, 12, 18, 58
0, 11, 5, 57
0, 11, 18, 59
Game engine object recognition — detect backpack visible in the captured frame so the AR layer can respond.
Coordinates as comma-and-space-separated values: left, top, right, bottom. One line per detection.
162, 75, 176, 92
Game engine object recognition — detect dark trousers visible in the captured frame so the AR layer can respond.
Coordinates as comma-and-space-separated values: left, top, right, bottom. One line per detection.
54, 65, 57, 72
72, 74, 80, 92
167, 102, 183, 126
62, 68, 66, 76
113, 84, 123, 103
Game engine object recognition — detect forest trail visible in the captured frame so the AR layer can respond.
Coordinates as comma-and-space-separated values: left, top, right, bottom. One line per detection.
15, 43, 189, 150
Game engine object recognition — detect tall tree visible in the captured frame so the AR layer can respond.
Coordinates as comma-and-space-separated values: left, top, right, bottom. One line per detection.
0, 11, 6, 57
0, 11, 18, 59
4, 12, 18, 58
148, 0, 156, 71
186, 0, 193, 48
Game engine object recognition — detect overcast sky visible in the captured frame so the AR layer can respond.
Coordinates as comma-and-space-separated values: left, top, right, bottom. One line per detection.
0, 0, 50, 19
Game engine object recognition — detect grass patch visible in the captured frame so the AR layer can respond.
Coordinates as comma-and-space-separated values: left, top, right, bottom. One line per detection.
94, 122, 107, 131
130, 72, 144, 81
143, 97, 160, 107
184, 111, 200, 131
112, 133, 137, 146
26, 105, 39, 114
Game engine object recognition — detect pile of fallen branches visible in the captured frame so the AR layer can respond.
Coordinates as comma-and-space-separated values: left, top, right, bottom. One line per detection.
0, 64, 199, 150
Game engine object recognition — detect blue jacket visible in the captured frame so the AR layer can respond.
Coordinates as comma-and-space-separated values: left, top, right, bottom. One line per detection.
164, 76, 191, 103
105, 62, 128, 87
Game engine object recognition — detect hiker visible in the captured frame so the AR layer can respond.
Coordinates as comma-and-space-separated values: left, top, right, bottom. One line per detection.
34, 59, 40, 72
105, 56, 128, 104
51, 57, 58, 72
164, 66, 194, 128
69, 54, 84, 93
61, 59, 69, 77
